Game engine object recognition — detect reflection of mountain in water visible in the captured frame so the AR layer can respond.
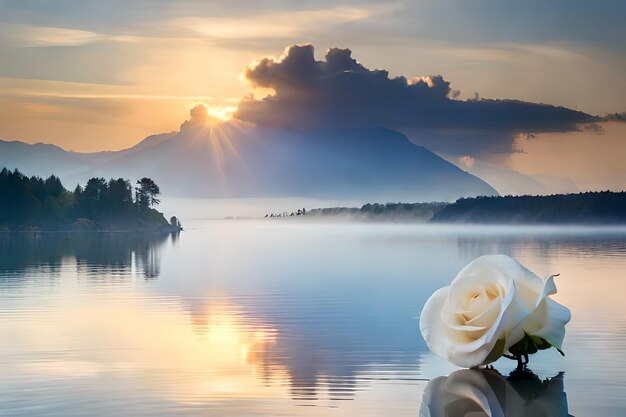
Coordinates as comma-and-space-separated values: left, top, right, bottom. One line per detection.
175, 228, 626, 405
0, 233, 176, 279
183, 294, 420, 402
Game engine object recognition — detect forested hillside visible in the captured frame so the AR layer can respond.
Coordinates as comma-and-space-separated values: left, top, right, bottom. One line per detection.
0, 168, 181, 232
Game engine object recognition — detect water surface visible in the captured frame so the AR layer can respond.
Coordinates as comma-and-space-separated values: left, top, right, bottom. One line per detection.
1, 221, 626, 416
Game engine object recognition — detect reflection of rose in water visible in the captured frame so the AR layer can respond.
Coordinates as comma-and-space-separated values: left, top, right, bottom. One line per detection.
420, 369, 572, 417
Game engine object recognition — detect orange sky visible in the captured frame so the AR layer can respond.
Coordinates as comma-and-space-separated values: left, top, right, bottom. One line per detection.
510, 122, 626, 192
0, 1, 624, 192
0, 1, 625, 153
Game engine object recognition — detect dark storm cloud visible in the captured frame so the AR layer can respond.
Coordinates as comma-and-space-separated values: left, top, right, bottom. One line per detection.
236, 45, 599, 158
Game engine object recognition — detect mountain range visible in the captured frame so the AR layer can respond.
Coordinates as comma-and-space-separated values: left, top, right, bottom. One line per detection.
0, 116, 498, 202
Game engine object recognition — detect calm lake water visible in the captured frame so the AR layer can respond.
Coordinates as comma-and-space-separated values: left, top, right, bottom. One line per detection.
2, 219, 626, 416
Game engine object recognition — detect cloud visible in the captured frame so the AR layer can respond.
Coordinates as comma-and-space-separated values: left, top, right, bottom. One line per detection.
235, 45, 600, 158
173, 7, 373, 40
606, 112, 626, 122
179, 104, 235, 130
458, 155, 475, 169
180, 104, 212, 130
0, 23, 143, 49
0, 24, 105, 47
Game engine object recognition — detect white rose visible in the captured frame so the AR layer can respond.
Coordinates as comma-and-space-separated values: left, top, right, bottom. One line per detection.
419, 255, 571, 368
420, 369, 569, 417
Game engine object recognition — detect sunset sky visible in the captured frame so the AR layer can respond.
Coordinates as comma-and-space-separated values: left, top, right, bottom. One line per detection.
1, 0, 625, 191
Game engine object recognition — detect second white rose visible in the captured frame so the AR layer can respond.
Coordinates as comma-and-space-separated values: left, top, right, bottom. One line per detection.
419, 254, 571, 368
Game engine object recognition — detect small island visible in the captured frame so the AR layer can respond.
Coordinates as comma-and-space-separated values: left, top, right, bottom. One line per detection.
0, 167, 182, 233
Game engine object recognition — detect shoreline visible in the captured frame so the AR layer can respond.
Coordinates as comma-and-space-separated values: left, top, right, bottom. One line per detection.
263, 216, 626, 227
0, 226, 183, 234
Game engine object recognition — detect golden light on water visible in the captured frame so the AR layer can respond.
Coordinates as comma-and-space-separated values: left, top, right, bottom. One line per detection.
4, 290, 288, 403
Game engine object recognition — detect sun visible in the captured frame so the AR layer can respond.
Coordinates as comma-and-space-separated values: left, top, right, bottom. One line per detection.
206, 105, 237, 122
187, 103, 237, 123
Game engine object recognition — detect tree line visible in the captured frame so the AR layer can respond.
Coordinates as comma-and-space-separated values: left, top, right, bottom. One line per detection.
281, 192, 626, 224
265, 208, 307, 218
73, 176, 160, 220
431, 191, 626, 224
0, 168, 179, 230
304, 202, 447, 222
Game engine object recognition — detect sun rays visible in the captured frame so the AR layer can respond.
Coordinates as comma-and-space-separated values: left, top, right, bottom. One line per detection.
177, 104, 256, 195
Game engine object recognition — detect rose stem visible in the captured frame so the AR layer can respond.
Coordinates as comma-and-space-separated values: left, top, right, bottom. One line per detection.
514, 354, 530, 371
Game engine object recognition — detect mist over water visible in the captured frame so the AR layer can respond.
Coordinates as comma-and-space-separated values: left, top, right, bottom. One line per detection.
159, 197, 364, 220
1, 205, 626, 416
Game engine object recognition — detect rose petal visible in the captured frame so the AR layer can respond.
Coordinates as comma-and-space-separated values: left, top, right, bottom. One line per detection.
510, 274, 571, 350
420, 286, 453, 360
522, 297, 571, 349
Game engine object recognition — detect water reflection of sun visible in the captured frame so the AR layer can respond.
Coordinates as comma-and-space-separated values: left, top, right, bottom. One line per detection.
189, 302, 279, 366
9, 292, 289, 404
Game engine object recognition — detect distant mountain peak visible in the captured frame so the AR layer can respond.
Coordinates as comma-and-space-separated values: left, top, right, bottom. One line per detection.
1, 124, 497, 202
